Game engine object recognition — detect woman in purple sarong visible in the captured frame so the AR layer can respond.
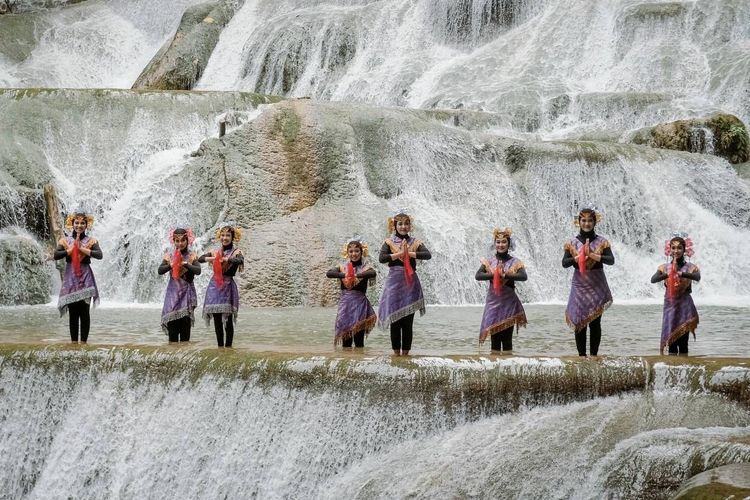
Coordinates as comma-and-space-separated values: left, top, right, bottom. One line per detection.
54, 209, 102, 343
476, 227, 527, 353
326, 239, 377, 348
158, 227, 201, 343
198, 224, 244, 348
651, 233, 700, 356
562, 205, 615, 357
378, 211, 431, 356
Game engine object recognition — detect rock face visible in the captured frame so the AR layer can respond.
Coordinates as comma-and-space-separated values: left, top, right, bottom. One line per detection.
0, 230, 51, 305
630, 114, 750, 164
0, 0, 85, 14
132, 1, 240, 91
671, 463, 750, 499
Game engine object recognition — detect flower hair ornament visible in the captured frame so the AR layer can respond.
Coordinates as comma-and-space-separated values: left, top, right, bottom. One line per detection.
492, 227, 516, 251
214, 223, 242, 242
573, 203, 603, 227
387, 209, 413, 235
64, 209, 95, 231
340, 237, 370, 258
663, 231, 694, 259
169, 226, 195, 246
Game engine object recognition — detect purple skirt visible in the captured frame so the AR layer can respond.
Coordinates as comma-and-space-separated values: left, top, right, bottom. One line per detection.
378, 266, 425, 329
479, 286, 527, 343
661, 293, 699, 348
335, 289, 376, 345
160, 277, 197, 333
203, 276, 239, 326
58, 263, 99, 316
565, 268, 612, 331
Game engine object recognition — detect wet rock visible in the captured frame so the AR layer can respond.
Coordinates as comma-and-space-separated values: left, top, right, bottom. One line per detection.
0, 230, 51, 305
671, 463, 750, 499
629, 114, 750, 164
132, 1, 240, 91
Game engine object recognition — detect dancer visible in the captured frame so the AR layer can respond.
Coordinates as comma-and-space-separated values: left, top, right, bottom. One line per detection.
326, 238, 377, 348
562, 205, 614, 357
475, 227, 527, 353
158, 227, 200, 343
54, 209, 102, 343
651, 233, 700, 355
378, 211, 431, 356
199, 224, 244, 348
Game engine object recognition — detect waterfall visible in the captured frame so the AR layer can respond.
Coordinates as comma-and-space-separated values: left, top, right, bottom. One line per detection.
1, 348, 749, 499
197, 0, 750, 136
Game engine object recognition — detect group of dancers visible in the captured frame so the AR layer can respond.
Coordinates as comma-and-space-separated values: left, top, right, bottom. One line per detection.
55, 206, 701, 356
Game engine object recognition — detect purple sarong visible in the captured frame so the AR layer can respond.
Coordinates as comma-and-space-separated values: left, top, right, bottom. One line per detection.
58, 236, 99, 316
203, 277, 239, 326
335, 289, 376, 345
378, 266, 425, 329
659, 262, 699, 348
479, 256, 527, 343
161, 277, 197, 333
564, 237, 613, 331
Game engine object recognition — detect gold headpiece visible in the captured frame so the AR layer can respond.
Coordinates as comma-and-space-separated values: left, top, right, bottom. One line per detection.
573, 205, 603, 227
64, 212, 94, 230
340, 239, 369, 258
387, 212, 413, 235
214, 224, 242, 242
493, 227, 512, 240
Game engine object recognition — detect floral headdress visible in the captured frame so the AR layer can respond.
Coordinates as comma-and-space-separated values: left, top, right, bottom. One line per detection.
340, 237, 370, 258
64, 209, 94, 231
214, 223, 242, 242
387, 209, 413, 235
573, 202, 603, 227
492, 227, 516, 251
663, 231, 694, 258
169, 226, 195, 246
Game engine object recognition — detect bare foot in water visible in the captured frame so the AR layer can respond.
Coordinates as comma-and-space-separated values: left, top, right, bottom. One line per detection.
401, 350, 410, 356
392, 350, 400, 356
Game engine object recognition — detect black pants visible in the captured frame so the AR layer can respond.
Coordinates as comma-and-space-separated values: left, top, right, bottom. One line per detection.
668, 332, 689, 355
68, 300, 90, 342
213, 314, 234, 347
390, 314, 414, 352
167, 316, 191, 342
342, 330, 365, 348
575, 316, 602, 356
491, 327, 513, 352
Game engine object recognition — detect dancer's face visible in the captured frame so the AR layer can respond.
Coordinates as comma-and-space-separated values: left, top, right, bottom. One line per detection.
73, 217, 87, 235
495, 237, 509, 253
174, 233, 188, 251
670, 240, 684, 260
347, 244, 362, 262
395, 218, 411, 236
219, 229, 233, 246
579, 213, 596, 233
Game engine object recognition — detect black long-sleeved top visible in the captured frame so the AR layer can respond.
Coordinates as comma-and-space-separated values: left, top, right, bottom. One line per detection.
158, 248, 201, 283
378, 235, 431, 269
650, 258, 700, 294
53, 233, 103, 263
562, 231, 615, 269
326, 259, 377, 293
198, 245, 244, 277
475, 252, 527, 289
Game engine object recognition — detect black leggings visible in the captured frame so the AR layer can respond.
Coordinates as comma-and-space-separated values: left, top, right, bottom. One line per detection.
68, 300, 90, 342
390, 314, 414, 352
342, 330, 366, 348
167, 316, 191, 342
213, 314, 234, 347
575, 316, 602, 356
491, 326, 513, 352
668, 332, 689, 355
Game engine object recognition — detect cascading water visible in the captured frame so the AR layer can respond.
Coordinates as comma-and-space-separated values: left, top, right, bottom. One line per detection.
1, 350, 749, 499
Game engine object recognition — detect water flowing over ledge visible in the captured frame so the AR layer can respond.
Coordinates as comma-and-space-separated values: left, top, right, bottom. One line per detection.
1, 345, 749, 499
